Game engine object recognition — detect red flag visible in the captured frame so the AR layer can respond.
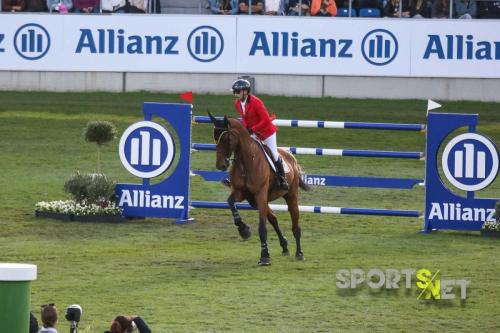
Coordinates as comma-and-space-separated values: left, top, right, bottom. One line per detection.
179, 91, 193, 103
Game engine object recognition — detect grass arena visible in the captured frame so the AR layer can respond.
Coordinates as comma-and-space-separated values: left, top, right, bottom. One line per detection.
1, 91, 499, 332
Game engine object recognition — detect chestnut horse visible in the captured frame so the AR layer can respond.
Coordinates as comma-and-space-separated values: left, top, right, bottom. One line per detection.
208, 113, 310, 265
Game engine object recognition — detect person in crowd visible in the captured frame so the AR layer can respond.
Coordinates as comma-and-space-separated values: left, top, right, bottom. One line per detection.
104, 315, 152, 333
310, 0, 337, 16
286, 0, 310, 15
72, 0, 98, 12
101, 0, 125, 12
127, 0, 148, 12
383, 0, 410, 17
264, 0, 286, 14
209, 0, 239, 14
431, 0, 449, 18
223, 78, 289, 190
238, 0, 264, 14
30, 312, 39, 333
38, 304, 59, 333
2, 0, 26, 11
409, 0, 430, 17
477, 0, 500, 18
25, 0, 47, 11
454, 0, 476, 18
46, 0, 72, 12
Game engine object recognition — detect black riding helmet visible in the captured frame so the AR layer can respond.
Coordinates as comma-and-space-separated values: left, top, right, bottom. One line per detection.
231, 79, 251, 93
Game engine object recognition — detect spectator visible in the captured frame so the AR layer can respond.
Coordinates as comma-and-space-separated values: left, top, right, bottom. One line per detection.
238, 0, 264, 14
454, 0, 476, 18
104, 315, 152, 333
383, 0, 410, 17
310, 0, 337, 15
127, 0, 148, 12
477, 0, 500, 18
409, 0, 430, 17
286, 0, 310, 15
264, 0, 286, 14
101, 0, 125, 12
25, 0, 47, 11
47, 0, 72, 12
72, 0, 98, 12
38, 304, 59, 333
2, 0, 26, 11
209, 0, 239, 14
30, 312, 39, 333
432, 0, 449, 17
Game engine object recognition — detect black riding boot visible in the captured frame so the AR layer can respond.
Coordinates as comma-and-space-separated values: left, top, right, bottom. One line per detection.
274, 157, 289, 191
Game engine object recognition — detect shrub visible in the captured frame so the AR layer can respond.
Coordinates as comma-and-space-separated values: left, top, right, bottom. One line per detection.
64, 172, 116, 206
84, 121, 117, 173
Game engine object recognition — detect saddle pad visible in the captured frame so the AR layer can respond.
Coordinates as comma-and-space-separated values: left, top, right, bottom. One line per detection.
253, 138, 290, 173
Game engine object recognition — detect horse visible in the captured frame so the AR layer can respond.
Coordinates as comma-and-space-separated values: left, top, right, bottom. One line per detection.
208, 113, 310, 265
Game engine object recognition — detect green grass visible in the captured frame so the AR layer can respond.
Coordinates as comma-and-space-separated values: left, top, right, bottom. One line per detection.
0, 91, 499, 332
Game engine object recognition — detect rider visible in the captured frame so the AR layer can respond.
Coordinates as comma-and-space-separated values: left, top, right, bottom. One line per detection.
224, 78, 289, 191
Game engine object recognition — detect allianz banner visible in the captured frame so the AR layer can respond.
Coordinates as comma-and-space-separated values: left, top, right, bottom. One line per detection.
0, 15, 498, 78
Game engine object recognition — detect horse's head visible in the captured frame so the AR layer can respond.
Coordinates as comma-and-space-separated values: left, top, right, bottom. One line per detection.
208, 112, 238, 171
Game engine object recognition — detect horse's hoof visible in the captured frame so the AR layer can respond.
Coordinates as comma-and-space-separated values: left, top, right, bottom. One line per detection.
295, 253, 305, 261
238, 225, 251, 240
258, 257, 271, 266
282, 250, 290, 256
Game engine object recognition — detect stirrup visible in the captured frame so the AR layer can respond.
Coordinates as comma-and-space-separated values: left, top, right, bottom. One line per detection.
221, 176, 231, 187
277, 176, 289, 190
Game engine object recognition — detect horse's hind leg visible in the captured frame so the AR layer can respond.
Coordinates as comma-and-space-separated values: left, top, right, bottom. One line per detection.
228, 193, 251, 240
284, 193, 305, 261
267, 209, 290, 256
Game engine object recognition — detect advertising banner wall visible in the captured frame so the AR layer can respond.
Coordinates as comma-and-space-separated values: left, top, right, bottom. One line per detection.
0, 14, 498, 78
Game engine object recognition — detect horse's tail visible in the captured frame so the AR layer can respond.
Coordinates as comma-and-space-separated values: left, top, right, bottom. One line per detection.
296, 164, 311, 192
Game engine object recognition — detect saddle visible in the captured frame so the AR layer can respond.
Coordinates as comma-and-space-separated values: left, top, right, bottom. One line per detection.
252, 138, 290, 173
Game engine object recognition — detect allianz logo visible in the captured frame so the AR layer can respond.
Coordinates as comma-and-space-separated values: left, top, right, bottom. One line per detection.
118, 190, 185, 209
428, 202, 495, 222
301, 174, 326, 186
424, 35, 500, 60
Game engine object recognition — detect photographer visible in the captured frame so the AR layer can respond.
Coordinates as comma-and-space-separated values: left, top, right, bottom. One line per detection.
105, 315, 152, 333
311, 0, 337, 15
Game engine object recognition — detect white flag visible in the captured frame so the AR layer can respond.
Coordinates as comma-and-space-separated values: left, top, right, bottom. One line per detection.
427, 99, 442, 112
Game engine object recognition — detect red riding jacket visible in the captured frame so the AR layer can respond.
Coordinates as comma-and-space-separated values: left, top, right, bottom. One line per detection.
234, 95, 277, 140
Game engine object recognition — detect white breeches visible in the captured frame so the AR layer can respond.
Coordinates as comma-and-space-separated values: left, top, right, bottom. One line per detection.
252, 132, 279, 161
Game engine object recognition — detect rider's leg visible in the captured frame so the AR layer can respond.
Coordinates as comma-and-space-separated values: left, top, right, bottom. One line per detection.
262, 134, 289, 190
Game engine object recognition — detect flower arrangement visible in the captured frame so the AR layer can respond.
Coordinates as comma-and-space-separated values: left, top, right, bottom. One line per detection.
480, 201, 500, 237
35, 200, 122, 216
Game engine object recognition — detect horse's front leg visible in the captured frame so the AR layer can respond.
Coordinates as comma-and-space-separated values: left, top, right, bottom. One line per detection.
255, 192, 271, 266
228, 193, 251, 240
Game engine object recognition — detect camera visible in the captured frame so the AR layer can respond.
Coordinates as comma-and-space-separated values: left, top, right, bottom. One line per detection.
65, 304, 82, 333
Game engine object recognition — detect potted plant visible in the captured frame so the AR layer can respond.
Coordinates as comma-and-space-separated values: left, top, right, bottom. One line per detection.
480, 201, 500, 238
83, 120, 117, 173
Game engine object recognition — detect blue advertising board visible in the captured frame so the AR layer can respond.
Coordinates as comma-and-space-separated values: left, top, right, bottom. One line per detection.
116, 103, 192, 222
424, 112, 499, 232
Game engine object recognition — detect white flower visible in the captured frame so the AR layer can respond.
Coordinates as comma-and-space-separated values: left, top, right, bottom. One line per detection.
35, 200, 122, 216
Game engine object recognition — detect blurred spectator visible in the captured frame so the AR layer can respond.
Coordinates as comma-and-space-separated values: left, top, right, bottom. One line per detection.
101, 0, 125, 12
104, 315, 152, 333
38, 304, 59, 333
238, 0, 264, 13
454, 0, 476, 18
311, 0, 337, 15
383, 0, 410, 16
209, 0, 239, 14
478, 0, 500, 18
25, 0, 47, 11
409, 0, 430, 17
2, 0, 26, 11
264, 0, 286, 14
127, 0, 148, 12
47, 0, 72, 12
30, 312, 39, 333
287, 0, 310, 15
72, 0, 98, 12
432, 0, 449, 17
